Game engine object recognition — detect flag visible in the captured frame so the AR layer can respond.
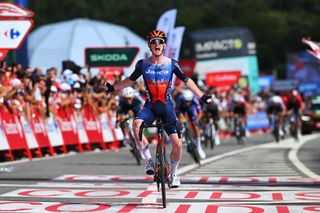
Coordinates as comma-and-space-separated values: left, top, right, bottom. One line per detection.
156, 9, 177, 38
166, 26, 185, 60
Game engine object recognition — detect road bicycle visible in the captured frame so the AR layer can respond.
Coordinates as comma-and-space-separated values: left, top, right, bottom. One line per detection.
138, 117, 181, 208
270, 113, 281, 143
203, 116, 216, 150
182, 121, 201, 165
118, 117, 141, 165
289, 111, 299, 141
233, 114, 245, 145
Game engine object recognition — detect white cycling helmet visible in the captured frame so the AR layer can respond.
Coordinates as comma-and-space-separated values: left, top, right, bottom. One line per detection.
122, 87, 135, 98
182, 90, 194, 101
233, 93, 244, 102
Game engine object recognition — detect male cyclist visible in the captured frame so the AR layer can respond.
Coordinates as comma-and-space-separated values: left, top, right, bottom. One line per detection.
116, 87, 143, 147
284, 90, 304, 138
175, 89, 206, 159
104, 30, 211, 188
229, 93, 247, 138
267, 92, 286, 137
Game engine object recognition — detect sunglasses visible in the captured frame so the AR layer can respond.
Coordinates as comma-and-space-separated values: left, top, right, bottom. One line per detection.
149, 38, 165, 45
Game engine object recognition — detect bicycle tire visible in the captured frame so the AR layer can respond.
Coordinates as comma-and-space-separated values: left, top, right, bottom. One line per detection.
187, 135, 201, 165
209, 121, 215, 150
129, 133, 141, 165
158, 142, 166, 208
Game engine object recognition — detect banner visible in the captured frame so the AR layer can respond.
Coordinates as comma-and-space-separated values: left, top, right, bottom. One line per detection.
156, 9, 177, 39
166, 26, 185, 60
0, 119, 10, 151
45, 114, 65, 147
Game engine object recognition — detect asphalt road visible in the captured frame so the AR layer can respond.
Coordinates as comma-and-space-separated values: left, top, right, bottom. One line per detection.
0, 132, 319, 212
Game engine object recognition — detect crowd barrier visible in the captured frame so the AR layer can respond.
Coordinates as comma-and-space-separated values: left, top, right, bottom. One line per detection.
0, 106, 123, 161
0, 105, 271, 162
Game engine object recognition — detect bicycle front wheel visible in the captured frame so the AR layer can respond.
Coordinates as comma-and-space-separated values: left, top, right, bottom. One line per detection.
158, 143, 166, 208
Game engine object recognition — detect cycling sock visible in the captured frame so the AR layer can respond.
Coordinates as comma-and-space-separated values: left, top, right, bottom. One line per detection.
171, 160, 179, 175
141, 145, 152, 160
196, 137, 202, 148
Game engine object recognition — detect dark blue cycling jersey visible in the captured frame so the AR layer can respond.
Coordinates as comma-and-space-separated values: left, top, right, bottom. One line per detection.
175, 93, 202, 122
129, 57, 189, 135
117, 97, 142, 117
129, 57, 188, 103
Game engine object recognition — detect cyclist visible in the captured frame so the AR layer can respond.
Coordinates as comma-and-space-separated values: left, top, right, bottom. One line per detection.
229, 93, 247, 139
116, 87, 144, 147
267, 92, 286, 137
284, 90, 305, 138
175, 89, 206, 159
104, 29, 211, 188
202, 90, 223, 146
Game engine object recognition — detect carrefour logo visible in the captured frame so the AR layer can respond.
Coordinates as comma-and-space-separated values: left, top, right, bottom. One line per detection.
195, 38, 244, 53
4, 28, 20, 40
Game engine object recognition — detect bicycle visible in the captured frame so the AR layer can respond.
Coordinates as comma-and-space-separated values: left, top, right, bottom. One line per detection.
202, 116, 216, 150
182, 121, 201, 165
118, 117, 142, 165
289, 111, 299, 141
138, 117, 181, 208
270, 113, 281, 143
233, 114, 245, 145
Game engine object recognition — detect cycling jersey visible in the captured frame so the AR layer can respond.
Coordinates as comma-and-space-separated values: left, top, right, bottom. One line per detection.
175, 93, 202, 122
129, 57, 188, 103
267, 95, 285, 114
129, 57, 189, 135
117, 97, 143, 117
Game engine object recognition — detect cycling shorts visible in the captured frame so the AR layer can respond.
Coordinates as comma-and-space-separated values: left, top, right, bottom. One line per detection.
135, 100, 179, 135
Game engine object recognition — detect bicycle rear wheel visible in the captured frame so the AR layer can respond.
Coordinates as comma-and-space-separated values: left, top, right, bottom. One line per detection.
187, 135, 201, 165
129, 133, 141, 165
158, 143, 166, 208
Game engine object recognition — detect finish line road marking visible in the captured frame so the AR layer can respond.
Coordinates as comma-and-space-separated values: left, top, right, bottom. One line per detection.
0, 201, 318, 213
2, 188, 320, 202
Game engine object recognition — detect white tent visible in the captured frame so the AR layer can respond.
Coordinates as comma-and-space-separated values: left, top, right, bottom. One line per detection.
27, 18, 150, 76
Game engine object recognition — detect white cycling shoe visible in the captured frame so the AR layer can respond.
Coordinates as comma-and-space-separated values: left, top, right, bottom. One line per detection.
171, 174, 180, 188
197, 147, 206, 159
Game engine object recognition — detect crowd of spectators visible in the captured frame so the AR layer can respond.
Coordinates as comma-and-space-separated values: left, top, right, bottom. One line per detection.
0, 60, 129, 123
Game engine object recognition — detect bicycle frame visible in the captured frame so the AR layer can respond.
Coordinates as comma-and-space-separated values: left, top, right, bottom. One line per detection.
138, 118, 181, 208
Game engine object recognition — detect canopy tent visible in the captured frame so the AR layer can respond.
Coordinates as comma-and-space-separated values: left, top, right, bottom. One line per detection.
27, 18, 150, 76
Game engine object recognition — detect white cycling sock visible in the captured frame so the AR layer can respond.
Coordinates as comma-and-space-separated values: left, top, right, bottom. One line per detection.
171, 160, 180, 175
141, 145, 152, 161
196, 137, 202, 148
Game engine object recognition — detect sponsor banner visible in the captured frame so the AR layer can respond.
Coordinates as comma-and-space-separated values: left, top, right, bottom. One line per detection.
0, 120, 10, 151
272, 79, 299, 92
99, 67, 123, 81
299, 82, 320, 96
57, 108, 80, 146
45, 114, 64, 147
83, 106, 103, 143
0, 19, 34, 49
246, 111, 270, 131
0, 109, 29, 151
100, 113, 115, 143
73, 113, 89, 144
20, 116, 38, 149
30, 110, 51, 148
166, 26, 185, 60
205, 70, 241, 89
258, 75, 274, 91
0, 202, 317, 213
156, 9, 177, 41
190, 27, 257, 60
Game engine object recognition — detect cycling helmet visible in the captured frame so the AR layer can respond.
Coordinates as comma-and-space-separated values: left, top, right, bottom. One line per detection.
122, 87, 135, 98
182, 90, 194, 101
147, 30, 167, 43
